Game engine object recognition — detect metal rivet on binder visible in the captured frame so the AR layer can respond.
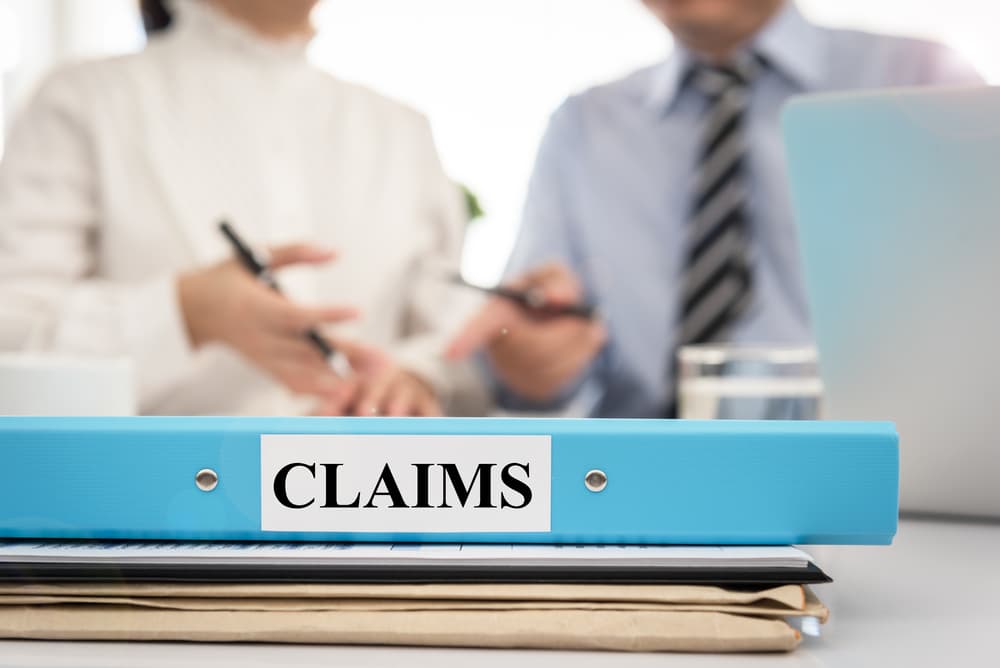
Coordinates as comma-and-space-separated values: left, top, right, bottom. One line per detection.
584, 469, 607, 493
195, 468, 219, 492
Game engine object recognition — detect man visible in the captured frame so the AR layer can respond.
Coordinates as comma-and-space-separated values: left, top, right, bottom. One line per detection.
448, 0, 981, 417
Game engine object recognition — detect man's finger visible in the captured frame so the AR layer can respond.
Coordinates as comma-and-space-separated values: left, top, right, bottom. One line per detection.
497, 318, 595, 362
541, 323, 608, 381
535, 282, 583, 308
521, 261, 579, 287
445, 298, 521, 360
499, 263, 583, 310
267, 243, 337, 269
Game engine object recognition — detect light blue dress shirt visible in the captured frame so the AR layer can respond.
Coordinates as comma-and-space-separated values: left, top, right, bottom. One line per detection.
498, 3, 981, 418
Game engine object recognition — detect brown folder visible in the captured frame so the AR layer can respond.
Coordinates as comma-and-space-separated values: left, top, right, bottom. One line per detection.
0, 583, 827, 652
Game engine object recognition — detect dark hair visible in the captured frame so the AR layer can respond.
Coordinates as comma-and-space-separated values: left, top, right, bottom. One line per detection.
140, 0, 173, 35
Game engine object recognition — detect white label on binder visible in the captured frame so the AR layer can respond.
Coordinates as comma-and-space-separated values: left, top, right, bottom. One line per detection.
260, 434, 551, 533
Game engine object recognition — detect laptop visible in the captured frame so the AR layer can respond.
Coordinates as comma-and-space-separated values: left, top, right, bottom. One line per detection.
783, 87, 1000, 518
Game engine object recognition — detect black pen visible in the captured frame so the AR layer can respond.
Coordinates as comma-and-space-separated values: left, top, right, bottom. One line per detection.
448, 274, 598, 320
218, 220, 353, 378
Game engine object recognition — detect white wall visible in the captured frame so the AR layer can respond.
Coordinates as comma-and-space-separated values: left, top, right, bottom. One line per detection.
309, 0, 669, 283
800, 0, 1000, 83
0, 0, 141, 145
1, 0, 54, 145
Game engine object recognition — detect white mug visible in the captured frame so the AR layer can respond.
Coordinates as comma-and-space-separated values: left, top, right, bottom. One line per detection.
0, 353, 135, 416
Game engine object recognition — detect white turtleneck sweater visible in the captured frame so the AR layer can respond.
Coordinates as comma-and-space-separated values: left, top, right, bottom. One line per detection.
0, 1, 486, 415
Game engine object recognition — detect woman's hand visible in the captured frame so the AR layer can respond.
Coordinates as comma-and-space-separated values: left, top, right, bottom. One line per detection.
313, 339, 443, 417
177, 243, 359, 398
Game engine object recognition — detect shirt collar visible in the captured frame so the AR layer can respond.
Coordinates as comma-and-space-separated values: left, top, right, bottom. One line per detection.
753, 2, 825, 92
645, 45, 692, 115
170, 0, 313, 63
645, 2, 825, 115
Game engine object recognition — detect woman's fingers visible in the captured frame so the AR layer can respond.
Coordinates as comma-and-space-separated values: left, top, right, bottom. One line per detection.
257, 326, 442, 419
263, 337, 330, 368
320, 378, 361, 416
269, 359, 342, 397
384, 379, 415, 417
353, 370, 395, 416
414, 387, 444, 416
282, 304, 361, 335
267, 243, 337, 269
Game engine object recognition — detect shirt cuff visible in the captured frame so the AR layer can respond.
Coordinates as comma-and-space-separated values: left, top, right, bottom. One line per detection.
486, 351, 605, 417
118, 275, 196, 409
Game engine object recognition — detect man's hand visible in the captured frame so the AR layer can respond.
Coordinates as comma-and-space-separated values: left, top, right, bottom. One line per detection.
445, 262, 606, 403
178, 244, 359, 398
314, 339, 443, 417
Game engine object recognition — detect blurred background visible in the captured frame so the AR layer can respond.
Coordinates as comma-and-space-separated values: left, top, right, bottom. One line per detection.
2, 0, 998, 284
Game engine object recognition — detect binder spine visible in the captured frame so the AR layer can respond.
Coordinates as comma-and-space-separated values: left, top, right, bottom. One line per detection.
0, 417, 899, 545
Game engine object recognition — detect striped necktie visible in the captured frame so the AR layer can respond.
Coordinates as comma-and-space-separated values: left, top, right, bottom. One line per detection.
667, 57, 760, 417
679, 59, 758, 348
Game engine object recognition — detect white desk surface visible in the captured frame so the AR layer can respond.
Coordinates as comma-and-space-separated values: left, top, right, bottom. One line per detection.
1, 517, 998, 667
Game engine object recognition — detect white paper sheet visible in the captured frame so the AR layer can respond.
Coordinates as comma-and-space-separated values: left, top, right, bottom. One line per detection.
0, 541, 811, 569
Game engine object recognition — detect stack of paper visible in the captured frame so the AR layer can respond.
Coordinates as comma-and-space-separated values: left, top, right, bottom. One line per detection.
0, 417, 891, 652
0, 541, 829, 652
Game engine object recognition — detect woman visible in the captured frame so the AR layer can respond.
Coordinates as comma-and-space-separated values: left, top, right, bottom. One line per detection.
0, 0, 486, 415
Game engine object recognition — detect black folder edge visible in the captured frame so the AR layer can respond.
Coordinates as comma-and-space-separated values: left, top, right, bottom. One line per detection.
0, 562, 831, 586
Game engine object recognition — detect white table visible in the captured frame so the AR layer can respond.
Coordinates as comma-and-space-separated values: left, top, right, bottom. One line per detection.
2, 517, 998, 667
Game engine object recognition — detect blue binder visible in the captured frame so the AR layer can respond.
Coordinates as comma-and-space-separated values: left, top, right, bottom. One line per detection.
0, 417, 898, 545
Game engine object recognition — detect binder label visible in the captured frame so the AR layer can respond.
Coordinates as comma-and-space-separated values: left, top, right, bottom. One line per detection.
260, 434, 551, 533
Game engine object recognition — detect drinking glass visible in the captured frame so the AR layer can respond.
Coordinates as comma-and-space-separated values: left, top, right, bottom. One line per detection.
677, 345, 822, 420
